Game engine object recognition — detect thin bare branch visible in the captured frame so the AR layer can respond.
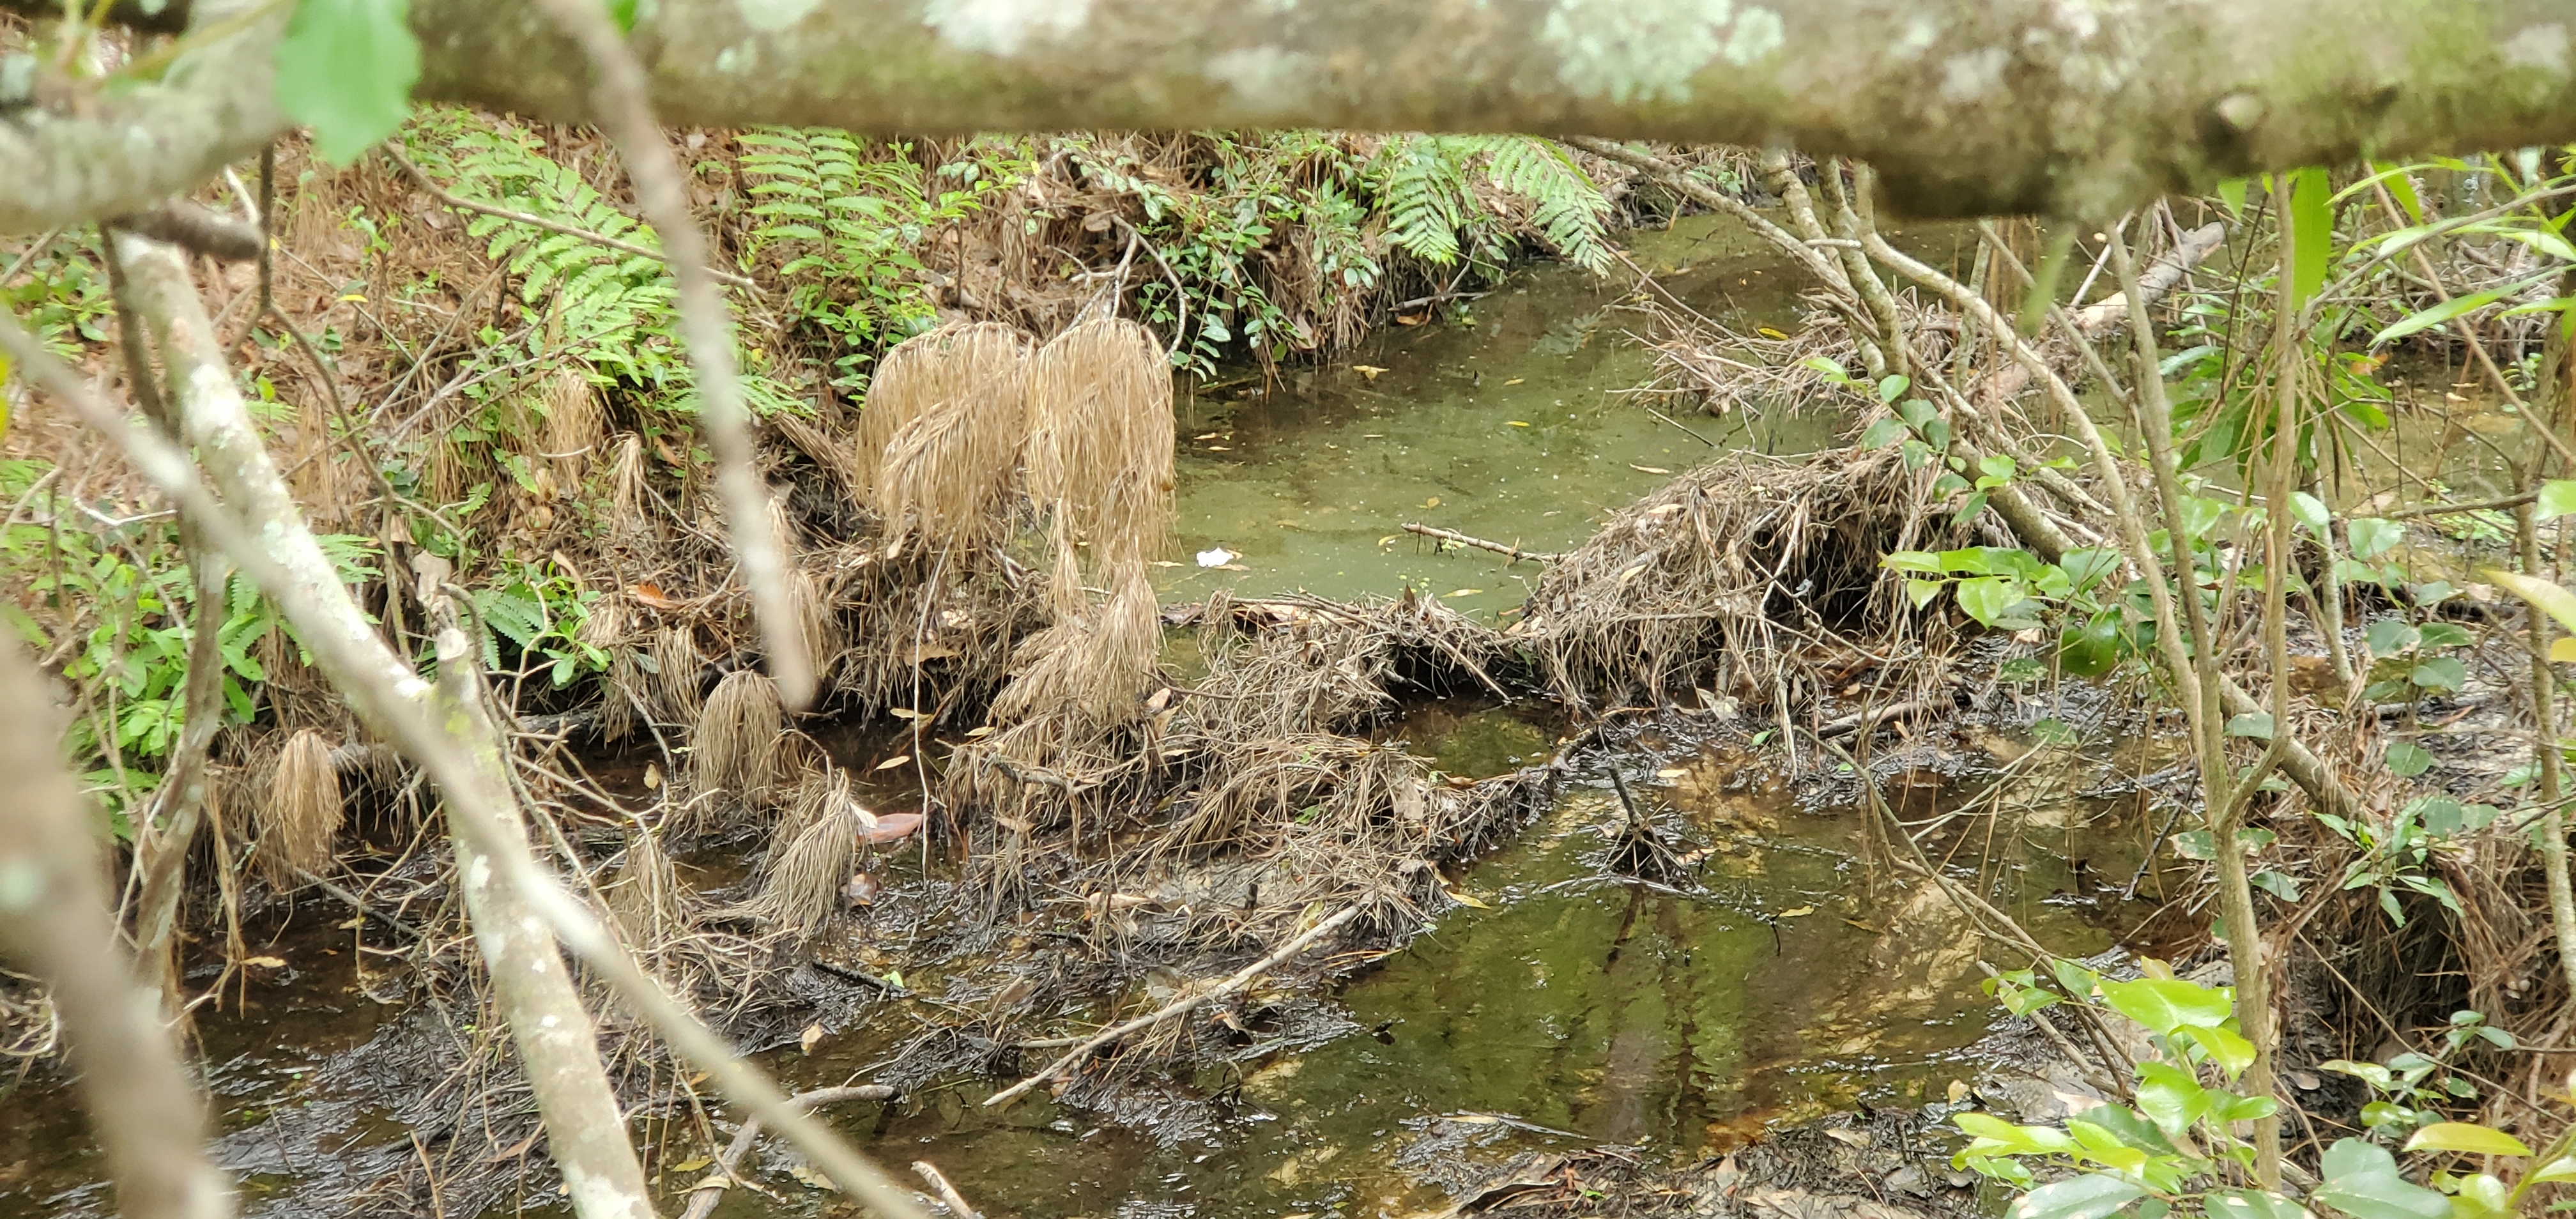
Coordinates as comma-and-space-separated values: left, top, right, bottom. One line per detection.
0, 636, 234, 1219
0, 250, 934, 1219
528, 0, 811, 707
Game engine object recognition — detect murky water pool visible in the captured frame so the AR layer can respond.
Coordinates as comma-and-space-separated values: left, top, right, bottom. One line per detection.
1156, 216, 1858, 621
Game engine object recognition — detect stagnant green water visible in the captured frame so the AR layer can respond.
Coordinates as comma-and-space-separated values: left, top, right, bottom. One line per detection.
1155, 215, 1857, 620
1, 215, 2150, 1219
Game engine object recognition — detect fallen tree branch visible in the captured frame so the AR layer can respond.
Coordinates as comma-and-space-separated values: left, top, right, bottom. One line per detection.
677, 1085, 896, 1219
988, 905, 1363, 1107
110, 232, 659, 1219
0, 636, 236, 1219
1401, 522, 1564, 565
381, 146, 756, 291
109, 200, 264, 262
529, 0, 811, 707
1, 247, 935, 1219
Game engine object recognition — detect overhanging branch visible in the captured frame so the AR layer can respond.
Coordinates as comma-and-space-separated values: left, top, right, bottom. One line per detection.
10, 0, 2576, 231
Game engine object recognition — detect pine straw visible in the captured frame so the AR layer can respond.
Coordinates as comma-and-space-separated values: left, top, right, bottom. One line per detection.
1510, 445, 1964, 714
257, 728, 344, 885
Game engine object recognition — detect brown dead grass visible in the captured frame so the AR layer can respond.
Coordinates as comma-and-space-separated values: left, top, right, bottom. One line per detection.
257, 729, 344, 885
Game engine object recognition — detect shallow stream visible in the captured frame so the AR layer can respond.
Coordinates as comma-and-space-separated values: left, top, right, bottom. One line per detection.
1, 217, 2179, 1219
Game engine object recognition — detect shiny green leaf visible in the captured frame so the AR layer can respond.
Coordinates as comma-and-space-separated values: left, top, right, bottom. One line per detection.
2403, 1123, 2531, 1157
2098, 977, 2232, 1036
273, 0, 422, 164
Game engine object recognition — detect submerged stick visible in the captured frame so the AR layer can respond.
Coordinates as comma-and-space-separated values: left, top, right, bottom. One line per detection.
988, 905, 1363, 1107
1814, 698, 1931, 740
912, 1161, 982, 1219
677, 1085, 896, 1219
1400, 522, 1564, 565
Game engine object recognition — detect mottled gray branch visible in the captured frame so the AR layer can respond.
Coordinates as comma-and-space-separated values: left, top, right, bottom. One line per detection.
530, 0, 812, 707
0, 251, 933, 1219
0, 636, 234, 1219
12, 0, 2576, 232
109, 233, 660, 1219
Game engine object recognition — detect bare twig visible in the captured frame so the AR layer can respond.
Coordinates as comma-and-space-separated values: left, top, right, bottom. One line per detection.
988, 905, 1363, 1107
1400, 522, 1564, 565
109, 200, 263, 262
130, 541, 230, 1010
0, 636, 236, 1219
912, 1161, 982, 1219
1643, 405, 1718, 448
381, 145, 757, 291
677, 1085, 896, 1219
530, 0, 811, 707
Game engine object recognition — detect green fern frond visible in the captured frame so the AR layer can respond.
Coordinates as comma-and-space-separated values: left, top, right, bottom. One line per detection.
1478, 135, 1615, 274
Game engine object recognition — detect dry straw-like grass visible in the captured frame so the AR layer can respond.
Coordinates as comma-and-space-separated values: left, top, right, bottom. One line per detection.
602, 828, 689, 947
752, 773, 856, 937
1512, 446, 1956, 713
1026, 318, 1174, 574
647, 625, 703, 723
607, 433, 656, 544
540, 367, 604, 487
257, 729, 344, 885
990, 556, 1161, 726
691, 670, 783, 798
786, 565, 842, 681
859, 323, 1031, 546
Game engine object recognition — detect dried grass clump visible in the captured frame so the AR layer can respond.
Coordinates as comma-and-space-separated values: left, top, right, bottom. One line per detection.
857, 323, 1032, 535
786, 565, 843, 680
691, 670, 783, 797
1512, 446, 1956, 713
752, 777, 856, 937
647, 626, 703, 723
1026, 318, 1174, 574
990, 557, 1161, 726
763, 730, 830, 814
602, 829, 689, 947
257, 729, 344, 885
607, 433, 656, 544
540, 367, 604, 486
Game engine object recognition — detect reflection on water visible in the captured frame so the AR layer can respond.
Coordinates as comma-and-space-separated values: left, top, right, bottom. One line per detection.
1158, 216, 1859, 622
760, 709, 2154, 1219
